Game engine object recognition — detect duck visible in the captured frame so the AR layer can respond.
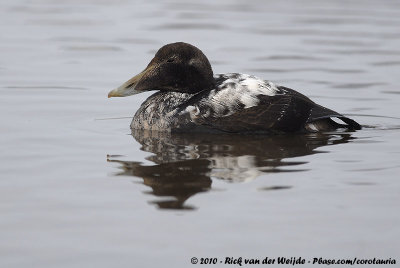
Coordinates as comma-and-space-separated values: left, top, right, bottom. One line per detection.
108, 42, 361, 133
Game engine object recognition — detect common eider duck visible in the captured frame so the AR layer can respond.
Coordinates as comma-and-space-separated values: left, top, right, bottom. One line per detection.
108, 42, 361, 133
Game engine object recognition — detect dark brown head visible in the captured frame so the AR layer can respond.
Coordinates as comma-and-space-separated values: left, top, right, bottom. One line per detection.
108, 42, 214, 97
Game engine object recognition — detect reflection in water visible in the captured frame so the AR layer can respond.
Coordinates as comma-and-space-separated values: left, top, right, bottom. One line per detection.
108, 130, 355, 210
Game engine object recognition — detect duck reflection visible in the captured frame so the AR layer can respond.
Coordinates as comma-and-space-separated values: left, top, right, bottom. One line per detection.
108, 129, 355, 210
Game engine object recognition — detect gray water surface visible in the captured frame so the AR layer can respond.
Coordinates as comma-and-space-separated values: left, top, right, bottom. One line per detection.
1, 0, 400, 267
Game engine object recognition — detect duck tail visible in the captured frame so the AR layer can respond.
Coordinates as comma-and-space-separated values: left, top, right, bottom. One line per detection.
308, 104, 361, 130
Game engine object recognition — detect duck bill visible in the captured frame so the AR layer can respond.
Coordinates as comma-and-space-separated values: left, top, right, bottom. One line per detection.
108, 66, 151, 98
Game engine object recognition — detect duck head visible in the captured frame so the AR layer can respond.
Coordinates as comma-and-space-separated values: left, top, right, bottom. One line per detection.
108, 42, 214, 97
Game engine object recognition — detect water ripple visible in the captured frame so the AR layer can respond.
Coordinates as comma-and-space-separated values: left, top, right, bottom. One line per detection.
150, 22, 226, 30
332, 82, 386, 89
247, 68, 365, 74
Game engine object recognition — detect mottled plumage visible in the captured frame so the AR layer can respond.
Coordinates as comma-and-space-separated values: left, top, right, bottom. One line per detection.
109, 42, 361, 133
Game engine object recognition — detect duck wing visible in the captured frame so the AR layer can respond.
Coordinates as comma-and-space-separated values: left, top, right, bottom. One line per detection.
188, 93, 313, 133
182, 81, 360, 133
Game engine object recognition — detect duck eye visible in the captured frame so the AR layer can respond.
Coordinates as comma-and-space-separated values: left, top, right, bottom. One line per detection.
166, 58, 175, 63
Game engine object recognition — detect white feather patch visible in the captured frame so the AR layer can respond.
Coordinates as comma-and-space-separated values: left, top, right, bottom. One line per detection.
209, 73, 280, 113
185, 105, 200, 119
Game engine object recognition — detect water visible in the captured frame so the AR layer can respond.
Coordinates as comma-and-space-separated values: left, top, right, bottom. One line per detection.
1, 0, 400, 267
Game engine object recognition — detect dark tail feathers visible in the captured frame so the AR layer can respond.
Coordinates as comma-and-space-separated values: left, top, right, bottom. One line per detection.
308, 104, 361, 130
